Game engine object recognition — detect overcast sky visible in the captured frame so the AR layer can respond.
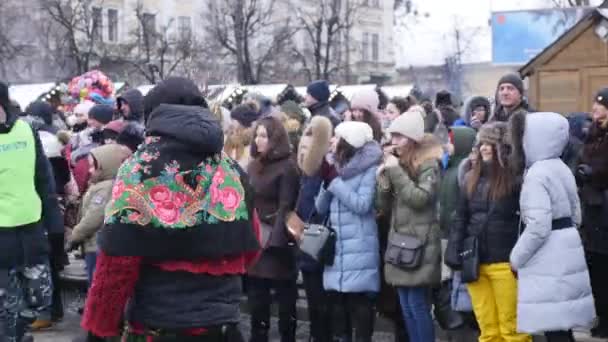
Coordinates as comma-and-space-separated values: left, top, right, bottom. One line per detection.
395, 0, 604, 67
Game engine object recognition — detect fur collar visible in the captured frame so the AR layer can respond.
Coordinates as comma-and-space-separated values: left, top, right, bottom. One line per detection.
412, 134, 444, 172
297, 116, 332, 176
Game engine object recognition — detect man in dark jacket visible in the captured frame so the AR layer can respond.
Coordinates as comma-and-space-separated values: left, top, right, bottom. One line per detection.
304, 80, 340, 127
490, 73, 532, 122
0, 82, 54, 342
117, 88, 144, 122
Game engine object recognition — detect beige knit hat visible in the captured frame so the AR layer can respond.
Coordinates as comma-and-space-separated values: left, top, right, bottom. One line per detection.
386, 110, 425, 143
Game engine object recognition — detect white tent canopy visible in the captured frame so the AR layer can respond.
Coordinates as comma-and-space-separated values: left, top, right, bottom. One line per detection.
381, 85, 413, 99
8, 83, 57, 110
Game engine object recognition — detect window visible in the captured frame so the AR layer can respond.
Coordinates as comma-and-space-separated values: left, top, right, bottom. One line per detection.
361, 32, 369, 61
91, 7, 103, 42
178, 16, 192, 41
371, 33, 379, 62
142, 13, 156, 45
107, 9, 118, 42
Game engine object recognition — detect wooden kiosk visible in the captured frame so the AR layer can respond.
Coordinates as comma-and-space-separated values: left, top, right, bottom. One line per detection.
520, 2, 608, 113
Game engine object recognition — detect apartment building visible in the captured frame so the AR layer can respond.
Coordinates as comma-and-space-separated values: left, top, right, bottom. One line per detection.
2, 0, 396, 85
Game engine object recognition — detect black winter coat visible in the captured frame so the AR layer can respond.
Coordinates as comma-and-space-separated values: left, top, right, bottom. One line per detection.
445, 167, 520, 268
578, 122, 608, 254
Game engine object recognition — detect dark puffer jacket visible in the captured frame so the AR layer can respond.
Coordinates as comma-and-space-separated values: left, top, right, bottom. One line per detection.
578, 121, 608, 254
445, 164, 521, 267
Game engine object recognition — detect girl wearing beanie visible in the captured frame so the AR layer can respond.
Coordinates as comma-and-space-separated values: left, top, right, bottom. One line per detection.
345, 89, 383, 143
376, 111, 443, 342
445, 122, 531, 342
315, 121, 383, 342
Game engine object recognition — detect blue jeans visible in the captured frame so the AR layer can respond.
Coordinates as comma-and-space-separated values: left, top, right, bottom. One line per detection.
398, 286, 434, 342
85, 252, 97, 286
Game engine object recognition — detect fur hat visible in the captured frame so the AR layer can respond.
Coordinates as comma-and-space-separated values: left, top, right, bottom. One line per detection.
435, 90, 453, 107
478, 121, 509, 167
386, 109, 425, 143
497, 73, 524, 95
231, 103, 260, 128
507, 110, 527, 175
350, 89, 380, 114
335, 121, 373, 149
307, 80, 330, 103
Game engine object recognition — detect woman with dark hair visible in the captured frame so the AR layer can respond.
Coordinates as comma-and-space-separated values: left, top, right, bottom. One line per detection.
247, 116, 300, 342
376, 111, 443, 342
346, 90, 383, 142
445, 122, 531, 342
316, 121, 382, 342
384, 97, 411, 127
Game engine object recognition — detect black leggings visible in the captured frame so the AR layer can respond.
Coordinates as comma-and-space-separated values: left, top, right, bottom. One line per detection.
327, 291, 375, 342
545, 330, 575, 342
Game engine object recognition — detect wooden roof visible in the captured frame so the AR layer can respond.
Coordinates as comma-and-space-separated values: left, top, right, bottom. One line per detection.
519, 2, 608, 77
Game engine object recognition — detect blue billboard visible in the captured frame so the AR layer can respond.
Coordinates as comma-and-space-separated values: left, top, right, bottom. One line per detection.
492, 8, 592, 65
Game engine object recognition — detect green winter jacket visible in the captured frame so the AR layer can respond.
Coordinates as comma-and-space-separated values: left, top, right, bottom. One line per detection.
438, 127, 476, 235
376, 135, 443, 287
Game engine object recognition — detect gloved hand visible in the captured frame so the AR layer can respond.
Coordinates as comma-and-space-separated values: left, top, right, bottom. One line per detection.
320, 160, 338, 189
576, 164, 593, 185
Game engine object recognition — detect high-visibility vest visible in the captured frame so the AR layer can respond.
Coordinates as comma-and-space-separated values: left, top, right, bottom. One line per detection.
0, 120, 42, 227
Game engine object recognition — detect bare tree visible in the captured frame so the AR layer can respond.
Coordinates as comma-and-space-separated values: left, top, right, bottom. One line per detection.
204, 0, 296, 84
39, 0, 104, 75
0, 1, 30, 78
289, 0, 363, 83
551, 0, 590, 7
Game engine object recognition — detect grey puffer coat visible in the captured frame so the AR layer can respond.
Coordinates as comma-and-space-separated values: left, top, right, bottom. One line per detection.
510, 112, 595, 334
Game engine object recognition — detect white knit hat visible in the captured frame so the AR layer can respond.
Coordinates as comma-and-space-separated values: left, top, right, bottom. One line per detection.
335, 121, 374, 148
73, 100, 95, 117
386, 110, 425, 143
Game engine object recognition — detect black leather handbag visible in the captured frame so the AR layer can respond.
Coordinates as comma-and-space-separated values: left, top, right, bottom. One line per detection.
384, 228, 427, 270
460, 203, 495, 283
299, 221, 336, 266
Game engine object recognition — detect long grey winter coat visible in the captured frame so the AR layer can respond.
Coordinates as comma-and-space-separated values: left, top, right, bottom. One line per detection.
510, 112, 595, 334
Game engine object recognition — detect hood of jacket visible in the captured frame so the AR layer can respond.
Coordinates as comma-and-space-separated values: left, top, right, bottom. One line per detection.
298, 115, 333, 176
0, 107, 19, 134
146, 104, 223, 156
522, 112, 569, 167
338, 141, 382, 179
462, 96, 491, 126
450, 126, 476, 167
90, 143, 133, 182
118, 89, 144, 121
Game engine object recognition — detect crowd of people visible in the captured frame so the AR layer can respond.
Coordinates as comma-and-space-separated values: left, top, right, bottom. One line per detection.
0, 72, 607, 342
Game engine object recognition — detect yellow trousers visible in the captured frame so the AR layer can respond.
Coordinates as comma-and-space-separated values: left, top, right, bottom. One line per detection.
466, 263, 531, 342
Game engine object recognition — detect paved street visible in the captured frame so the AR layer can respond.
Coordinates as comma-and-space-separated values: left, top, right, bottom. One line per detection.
28, 258, 603, 342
